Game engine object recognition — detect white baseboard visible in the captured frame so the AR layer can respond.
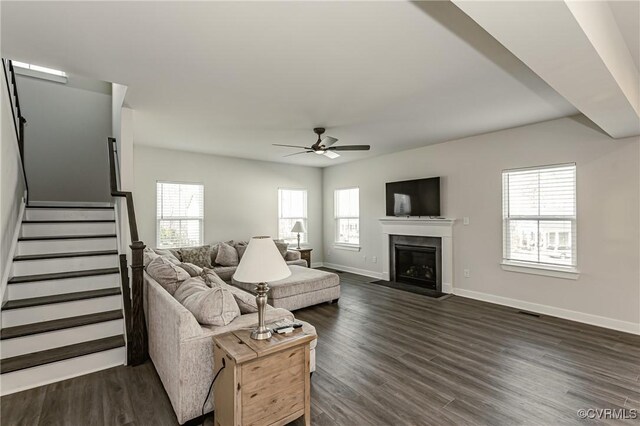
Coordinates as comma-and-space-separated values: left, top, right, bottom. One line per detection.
453, 288, 640, 335
28, 200, 113, 207
322, 262, 384, 280
1, 198, 25, 303
442, 282, 453, 294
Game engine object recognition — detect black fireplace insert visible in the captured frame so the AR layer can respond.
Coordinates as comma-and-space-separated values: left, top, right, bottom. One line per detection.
394, 244, 437, 289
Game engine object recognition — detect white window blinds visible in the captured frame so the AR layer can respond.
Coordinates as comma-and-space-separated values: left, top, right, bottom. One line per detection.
278, 189, 308, 244
502, 164, 576, 268
335, 188, 360, 245
157, 182, 204, 248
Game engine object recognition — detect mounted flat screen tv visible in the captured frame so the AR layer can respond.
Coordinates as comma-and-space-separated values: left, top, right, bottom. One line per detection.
386, 177, 441, 217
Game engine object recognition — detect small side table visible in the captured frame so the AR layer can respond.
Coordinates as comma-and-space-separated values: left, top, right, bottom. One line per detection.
293, 248, 312, 268
213, 328, 315, 426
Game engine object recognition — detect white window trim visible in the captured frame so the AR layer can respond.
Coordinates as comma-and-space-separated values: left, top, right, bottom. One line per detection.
334, 187, 361, 249
501, 163, 578, 278
501, 260, 579, 280
156, 180, 205, 248
277, 188, 308, 246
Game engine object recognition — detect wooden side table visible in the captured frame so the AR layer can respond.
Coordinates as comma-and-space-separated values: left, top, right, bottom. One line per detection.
213, 328, 315, 426
293, 248, 312, 268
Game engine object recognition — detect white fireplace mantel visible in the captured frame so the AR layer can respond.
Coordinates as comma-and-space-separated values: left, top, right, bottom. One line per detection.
379, 217, 455, 293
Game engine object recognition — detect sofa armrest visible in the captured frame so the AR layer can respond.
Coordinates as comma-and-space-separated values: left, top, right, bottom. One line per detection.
285, 250, 301, 261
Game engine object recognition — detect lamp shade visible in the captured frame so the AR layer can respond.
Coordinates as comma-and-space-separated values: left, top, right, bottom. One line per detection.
290, 220, 307, 233
233, 236, 291, 283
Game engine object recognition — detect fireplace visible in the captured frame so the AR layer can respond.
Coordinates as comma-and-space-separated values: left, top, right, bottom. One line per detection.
395, 245, 437, 288
389, 234, 442, 292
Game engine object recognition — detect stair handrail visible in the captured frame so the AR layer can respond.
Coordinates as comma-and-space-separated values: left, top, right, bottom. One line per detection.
2, 58, 29, 203
108, 136, 147, 366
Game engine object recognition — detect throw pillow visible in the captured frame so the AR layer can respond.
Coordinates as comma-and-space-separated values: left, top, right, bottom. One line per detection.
179, 262, 204, 277
143, 247, 159, 268
173, 277, 240, 326
215, 242, 239, 267
146, 256, 190, 295
180, 245, 212, 268
225, 283, 257, 314
234, 241, 249, 260
210, 243, 220, 266
274, 239, 288, 258
153, 249, 181, 265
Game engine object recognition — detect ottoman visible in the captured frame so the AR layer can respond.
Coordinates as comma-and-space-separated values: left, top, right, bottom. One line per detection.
232, 265, 340, 311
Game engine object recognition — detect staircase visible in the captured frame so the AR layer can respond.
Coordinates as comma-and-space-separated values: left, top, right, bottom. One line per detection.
0, 205, 126, 395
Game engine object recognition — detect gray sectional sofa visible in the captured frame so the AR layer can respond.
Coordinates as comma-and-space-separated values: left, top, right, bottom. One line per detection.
142, 242, 316, 424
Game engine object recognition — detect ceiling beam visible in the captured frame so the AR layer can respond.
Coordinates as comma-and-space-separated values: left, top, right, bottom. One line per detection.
452, 0, 640, 139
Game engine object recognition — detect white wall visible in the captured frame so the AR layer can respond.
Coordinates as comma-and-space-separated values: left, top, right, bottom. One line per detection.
133, 146, 324, 263
1, 66, 27, 300
16, 73, 112, 202
323, 116, 639, 332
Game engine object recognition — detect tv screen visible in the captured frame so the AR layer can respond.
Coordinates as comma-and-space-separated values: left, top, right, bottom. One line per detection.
386, 177, 441, 217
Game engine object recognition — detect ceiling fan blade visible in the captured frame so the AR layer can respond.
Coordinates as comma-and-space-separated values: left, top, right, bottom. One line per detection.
328, 145, 371, 151
283, 151, 313, 157
320, 136, 338, 148
273, 144, 312, 149
324, 150, 340, 159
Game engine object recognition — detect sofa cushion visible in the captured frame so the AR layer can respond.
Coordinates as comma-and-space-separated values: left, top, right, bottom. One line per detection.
147, 256, 190, 295
211, 265, 236, 281
180, 245, 213, 268
274, 240, 288, 258
143, 247, 160, 267
234, 241, 249, 260
233, 265, 339, 299
179, 262, 203, 277
215, 242, 239, 267
154, 248, 181, 263
173, 277, 240, 326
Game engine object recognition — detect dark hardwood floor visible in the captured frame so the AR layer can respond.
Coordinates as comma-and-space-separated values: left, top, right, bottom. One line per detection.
2, 270, 639, 425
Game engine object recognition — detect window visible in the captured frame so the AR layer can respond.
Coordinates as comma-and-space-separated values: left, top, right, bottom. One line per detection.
157, 182, 204, 248
334, 188, 360, 247
502, 164, 577, 272
278, 189, 308, 245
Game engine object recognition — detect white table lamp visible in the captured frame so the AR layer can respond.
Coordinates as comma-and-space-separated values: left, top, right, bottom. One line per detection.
233, 236, 291, 340
290, 221, 307, 249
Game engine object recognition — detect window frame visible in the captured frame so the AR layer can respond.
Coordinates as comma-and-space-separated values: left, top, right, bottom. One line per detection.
156, 180, 205, 249
501, 163, 579, 279
334, 187, 361, 250
277, 188, 309, 246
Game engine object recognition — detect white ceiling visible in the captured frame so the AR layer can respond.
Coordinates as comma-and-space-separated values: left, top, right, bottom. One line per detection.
1, 1, 578, 167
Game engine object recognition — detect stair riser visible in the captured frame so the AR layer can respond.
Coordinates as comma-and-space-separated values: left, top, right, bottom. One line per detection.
25, 209, 114, 221
17, 238, 117, 256
0, 347, 125, 396
13, 255, 118, 276
1, 295, 122, 327
21, 222, 116, 237
1, 319, 124, 358
7, 275, 120, 300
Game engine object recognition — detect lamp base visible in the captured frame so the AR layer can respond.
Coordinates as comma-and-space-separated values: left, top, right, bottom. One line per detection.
250, 329, 272, 340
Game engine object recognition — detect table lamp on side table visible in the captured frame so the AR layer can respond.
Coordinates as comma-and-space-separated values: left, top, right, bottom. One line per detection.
232, 236, 292, 340
290, 220, 307, 249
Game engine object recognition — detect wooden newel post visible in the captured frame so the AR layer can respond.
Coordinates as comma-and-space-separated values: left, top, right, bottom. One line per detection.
129, 240, 148, 365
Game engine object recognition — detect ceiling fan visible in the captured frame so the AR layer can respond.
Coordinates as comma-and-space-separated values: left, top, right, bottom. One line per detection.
273, 128, 370, 159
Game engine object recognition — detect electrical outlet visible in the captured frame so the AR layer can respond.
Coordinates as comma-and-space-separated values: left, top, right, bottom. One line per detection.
463, 217, 470, 225
463, 269, 470, 278
372, 256, 377, 264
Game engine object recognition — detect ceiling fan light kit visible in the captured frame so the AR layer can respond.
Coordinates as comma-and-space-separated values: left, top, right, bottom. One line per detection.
273, 127, 371, 160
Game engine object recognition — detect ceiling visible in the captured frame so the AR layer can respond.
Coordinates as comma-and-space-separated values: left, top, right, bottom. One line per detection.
1, 1, 578, 167
609, 0, 640, 71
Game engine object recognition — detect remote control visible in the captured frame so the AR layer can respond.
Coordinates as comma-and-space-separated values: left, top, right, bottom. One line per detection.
271, 322, 303, 333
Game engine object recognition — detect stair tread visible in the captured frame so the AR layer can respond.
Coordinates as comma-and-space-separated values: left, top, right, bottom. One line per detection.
0, 335, 124, 374
19, 234, 117, 241
8, 268, 119, 284
14, 250, 118, 261
22, 220, 115, 223
1, 310, 123, 340
2, 288, 121, 310
26, 206, 113, 210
